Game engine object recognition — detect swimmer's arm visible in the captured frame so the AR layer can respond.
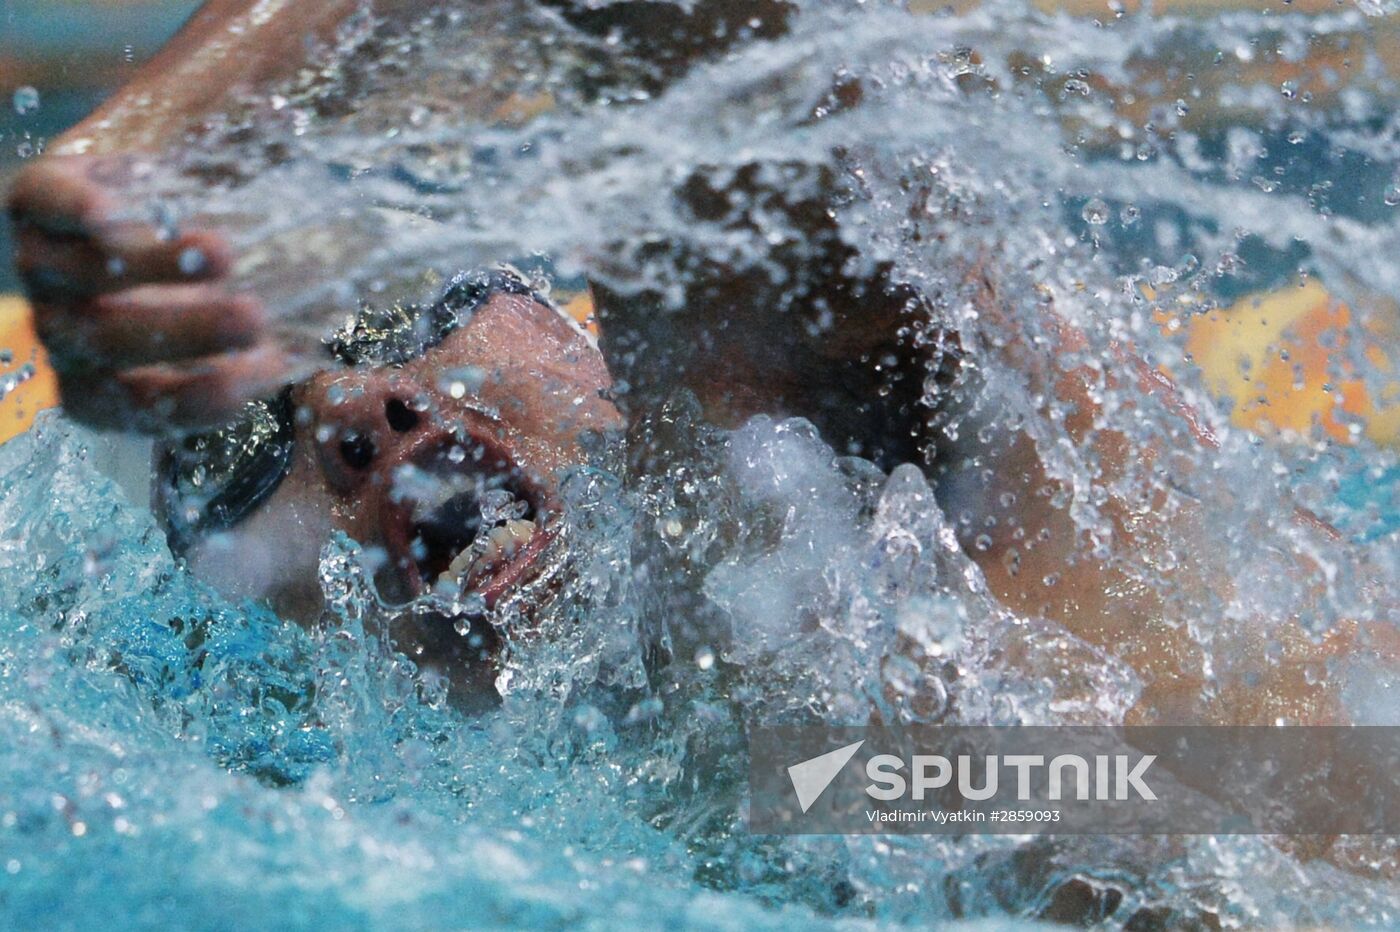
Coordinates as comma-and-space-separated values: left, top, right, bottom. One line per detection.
15, 0, 788, 433
54, 0, 449, 156
55, 0, 364, 156
944, 269, 1396, 727
70, 0, 792, 154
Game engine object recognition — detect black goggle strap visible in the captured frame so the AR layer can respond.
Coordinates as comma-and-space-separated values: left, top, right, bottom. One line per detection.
155, 387, 298, 556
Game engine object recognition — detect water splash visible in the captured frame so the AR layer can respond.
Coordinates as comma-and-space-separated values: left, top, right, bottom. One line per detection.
9, 0, 1400, 925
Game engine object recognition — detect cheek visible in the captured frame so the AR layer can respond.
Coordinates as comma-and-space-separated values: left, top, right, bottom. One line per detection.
497, 363, 618, 433
182, 481, 340, 623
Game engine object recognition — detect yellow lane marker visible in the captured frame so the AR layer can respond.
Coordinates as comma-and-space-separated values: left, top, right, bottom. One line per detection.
0, 295, 59, 445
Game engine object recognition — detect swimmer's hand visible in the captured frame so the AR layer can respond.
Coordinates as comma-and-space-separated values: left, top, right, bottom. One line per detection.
8, 155, 288, 433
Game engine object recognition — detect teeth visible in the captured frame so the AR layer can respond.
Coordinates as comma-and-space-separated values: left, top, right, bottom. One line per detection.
445, 544, 478, 582
503, 517, 537, 546
440, 519, 537, 589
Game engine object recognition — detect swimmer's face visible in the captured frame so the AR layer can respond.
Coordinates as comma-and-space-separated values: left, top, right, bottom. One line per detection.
180, 291, 621, 630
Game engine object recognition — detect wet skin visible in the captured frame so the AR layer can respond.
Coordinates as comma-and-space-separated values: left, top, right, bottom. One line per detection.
5, 0, 1396, 739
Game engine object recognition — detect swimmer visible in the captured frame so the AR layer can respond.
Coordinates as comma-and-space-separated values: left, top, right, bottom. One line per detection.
7, 0, 1395, 733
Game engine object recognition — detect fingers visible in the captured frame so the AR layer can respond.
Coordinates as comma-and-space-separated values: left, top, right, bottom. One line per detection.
32, 282, 267, 370
11, 155, 237, 337
60, 344, 293, 433
6, 157, 118, 235
89, 285, 264, 367
16, 225, 233, 297
10, 153, 232, 301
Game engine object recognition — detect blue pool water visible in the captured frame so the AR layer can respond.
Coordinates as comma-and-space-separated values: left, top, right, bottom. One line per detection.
0, 414, 831, 929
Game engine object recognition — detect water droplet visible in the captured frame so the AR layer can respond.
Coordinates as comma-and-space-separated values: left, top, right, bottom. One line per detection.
12, 86, 39, 116
1081, 198, 1111, 225
1061, 78, 1091, 99
1120, 204, 1141, 226
177, 248, 207, 276
437, 366, 485, 399
1384, 182, 1400, 207
0, 363, 35, 403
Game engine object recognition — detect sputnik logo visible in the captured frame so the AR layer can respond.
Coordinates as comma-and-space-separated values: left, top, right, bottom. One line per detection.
787, 740, 865, 813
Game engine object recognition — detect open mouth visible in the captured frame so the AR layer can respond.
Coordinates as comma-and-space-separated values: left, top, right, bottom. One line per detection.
381, 442, 555, 609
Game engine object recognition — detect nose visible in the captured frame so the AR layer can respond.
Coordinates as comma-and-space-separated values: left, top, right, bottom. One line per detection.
305, 370, 434, 495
